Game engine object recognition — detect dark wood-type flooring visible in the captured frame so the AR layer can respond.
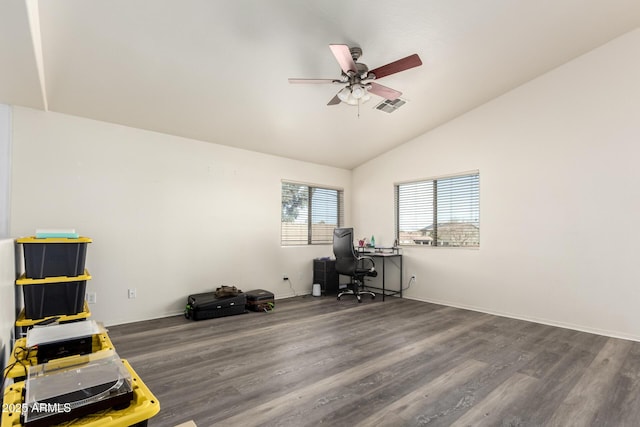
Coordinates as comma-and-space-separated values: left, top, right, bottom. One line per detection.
107, 295, 640, 426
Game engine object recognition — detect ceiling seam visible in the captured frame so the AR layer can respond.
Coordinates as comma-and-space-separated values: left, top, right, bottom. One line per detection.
25, 0, 48, 111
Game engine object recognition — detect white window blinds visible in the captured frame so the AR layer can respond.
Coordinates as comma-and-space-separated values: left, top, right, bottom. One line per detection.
396, 172, 479, 247
281, 182, 344, 245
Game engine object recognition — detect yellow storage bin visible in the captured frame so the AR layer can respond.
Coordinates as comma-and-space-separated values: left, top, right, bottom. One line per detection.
15, 302, 91, 327
17, 236, 92, 279
3, 332, 115, 380
16, 271, 91, 319
1, 359, 160, 427
15, 302, 92, 338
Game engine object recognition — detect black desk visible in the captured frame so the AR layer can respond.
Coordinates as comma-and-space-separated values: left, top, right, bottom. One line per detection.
359, 251, 403, 301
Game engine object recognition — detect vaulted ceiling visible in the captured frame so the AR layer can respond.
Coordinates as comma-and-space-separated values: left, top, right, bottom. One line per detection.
2, 1, 639, 169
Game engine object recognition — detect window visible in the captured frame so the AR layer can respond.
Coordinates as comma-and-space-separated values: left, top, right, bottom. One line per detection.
281, 182, 344, 245
395, 172, 479, 247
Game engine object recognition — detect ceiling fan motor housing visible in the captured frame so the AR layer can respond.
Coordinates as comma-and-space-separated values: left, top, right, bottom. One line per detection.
349, 46, 363, 60
347, 47, 370, 80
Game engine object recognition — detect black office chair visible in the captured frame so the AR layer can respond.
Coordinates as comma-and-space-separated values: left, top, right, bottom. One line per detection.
333, 227, 377, 303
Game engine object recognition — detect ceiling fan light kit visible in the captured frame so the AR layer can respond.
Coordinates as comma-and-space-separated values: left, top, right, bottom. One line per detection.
289, 44, 422, 110
337, 84, 371, 105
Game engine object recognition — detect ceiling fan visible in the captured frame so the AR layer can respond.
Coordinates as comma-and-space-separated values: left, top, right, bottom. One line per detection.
289, 44, 422, 107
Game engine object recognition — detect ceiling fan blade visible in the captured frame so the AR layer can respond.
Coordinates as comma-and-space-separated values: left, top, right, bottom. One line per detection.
369, 53, 422, 80
369, 82, 402, 100
329, 44, 357, 74
288, 78, 336, 84
327, 94, 341, 105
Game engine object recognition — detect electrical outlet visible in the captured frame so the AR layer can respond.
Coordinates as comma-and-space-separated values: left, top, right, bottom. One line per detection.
128, 288, 137, 299
86, 292, 97, 304
283, 275, 289, 281
411, 274, 417, 281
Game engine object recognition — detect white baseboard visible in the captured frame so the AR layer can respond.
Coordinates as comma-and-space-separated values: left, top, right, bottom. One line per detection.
405, 295, 640, 343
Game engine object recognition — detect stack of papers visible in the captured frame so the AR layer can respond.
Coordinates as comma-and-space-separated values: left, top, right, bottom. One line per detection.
35, 228, 79, 238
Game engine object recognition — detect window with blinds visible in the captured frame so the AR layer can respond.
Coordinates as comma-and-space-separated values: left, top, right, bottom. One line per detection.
395, 172, 479, 247
281, 182, 344, 245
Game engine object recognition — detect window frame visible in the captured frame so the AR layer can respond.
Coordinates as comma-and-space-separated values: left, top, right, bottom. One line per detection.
395, 171, 480, 248
281, 181, 344, 246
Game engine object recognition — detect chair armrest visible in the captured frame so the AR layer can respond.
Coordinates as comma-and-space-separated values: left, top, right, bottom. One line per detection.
356, 255, 376, 272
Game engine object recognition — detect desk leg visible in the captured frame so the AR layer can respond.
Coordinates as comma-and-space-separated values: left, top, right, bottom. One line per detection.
400, 256, 403, 298
381, 257, 386, 301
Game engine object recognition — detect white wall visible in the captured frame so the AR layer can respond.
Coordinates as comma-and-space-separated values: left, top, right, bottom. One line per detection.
0, 106, 14, 371
10, 108, 350, 325
353, 29, 640, 341
0, 104, 10, 238
0, 238, 16, 372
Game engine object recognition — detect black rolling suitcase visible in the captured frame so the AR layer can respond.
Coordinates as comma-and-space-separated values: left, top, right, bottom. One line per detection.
245, 289, 275, 312
185, 292, 246, 320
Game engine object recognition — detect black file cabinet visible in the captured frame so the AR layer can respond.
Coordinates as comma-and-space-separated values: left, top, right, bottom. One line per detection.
313, 258, 339, 296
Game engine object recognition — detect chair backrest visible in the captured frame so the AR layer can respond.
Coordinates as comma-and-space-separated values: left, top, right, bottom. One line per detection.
333, 227, 357, 276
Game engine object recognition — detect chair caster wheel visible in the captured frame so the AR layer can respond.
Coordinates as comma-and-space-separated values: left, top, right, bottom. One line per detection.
358, 299, 362, 303
337, 297, 341, 300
